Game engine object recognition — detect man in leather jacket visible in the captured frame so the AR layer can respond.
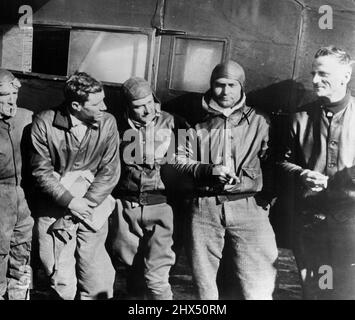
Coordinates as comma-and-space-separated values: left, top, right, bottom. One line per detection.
278, 46, 355, 299
30, 72, 120, 299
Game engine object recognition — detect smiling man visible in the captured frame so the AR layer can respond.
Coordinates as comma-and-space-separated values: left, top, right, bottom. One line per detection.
278, 46, 355, 299
30, 72, 120, 300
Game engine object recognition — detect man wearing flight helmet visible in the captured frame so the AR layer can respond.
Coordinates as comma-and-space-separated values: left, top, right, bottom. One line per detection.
0, 69, 33, 300
174, 60, 278, 299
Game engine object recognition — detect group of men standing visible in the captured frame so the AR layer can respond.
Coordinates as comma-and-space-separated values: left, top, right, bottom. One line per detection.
0, 45, 354, 300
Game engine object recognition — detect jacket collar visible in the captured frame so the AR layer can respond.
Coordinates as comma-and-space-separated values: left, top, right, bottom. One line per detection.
0, 118, 11, 129
53, 103, 98, 130
201, 90, 252, 124
53, 104, 72, 130
126, 104, 162, 130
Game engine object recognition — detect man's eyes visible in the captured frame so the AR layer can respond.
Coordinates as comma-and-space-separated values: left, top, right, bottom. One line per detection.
311, 71, 328, 77
215, 84, 236, 88
134, 105, 146, 110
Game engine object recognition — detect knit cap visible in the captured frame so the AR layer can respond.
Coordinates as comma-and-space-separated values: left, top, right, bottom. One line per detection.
122, 77, 152, 101
210, 60, 245, 87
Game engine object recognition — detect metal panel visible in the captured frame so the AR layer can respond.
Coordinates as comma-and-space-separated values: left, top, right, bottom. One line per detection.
31, 0, 158, 28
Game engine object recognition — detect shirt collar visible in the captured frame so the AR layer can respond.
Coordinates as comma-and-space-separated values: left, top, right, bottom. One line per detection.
203, 92, 246, 118
70, 114, 86, 127
127, 108, 161, 130
322, 90, 351, 115
69, 113, 99, 129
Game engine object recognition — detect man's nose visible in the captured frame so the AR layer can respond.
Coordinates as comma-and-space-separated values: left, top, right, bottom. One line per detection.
312, 74, 320, 84
100, 102, 107, 111
143, 105, 150, 113
8, 94, 15, 104
222, 86, 230, 95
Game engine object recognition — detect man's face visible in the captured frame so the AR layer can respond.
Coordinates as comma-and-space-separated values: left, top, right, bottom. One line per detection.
311, 56, 351, 101
211, 78, 242, 109
0, 82, 19, 118
129, 94, 156, 125
76, 90, 107, 123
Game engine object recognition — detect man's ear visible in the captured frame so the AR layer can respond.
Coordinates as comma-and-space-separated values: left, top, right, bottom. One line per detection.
344, 68, 352, 85
71, 101, 82, 111
154, 102, 161, 113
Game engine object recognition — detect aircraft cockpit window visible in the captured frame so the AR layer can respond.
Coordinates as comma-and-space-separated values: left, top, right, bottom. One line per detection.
68, 30, 149, 84
169, 37, 227, 93
0, 24, 153, 84
32, 26, 70, 76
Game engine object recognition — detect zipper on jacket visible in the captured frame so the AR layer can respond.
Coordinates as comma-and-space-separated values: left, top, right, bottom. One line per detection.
6, 122, 19, 185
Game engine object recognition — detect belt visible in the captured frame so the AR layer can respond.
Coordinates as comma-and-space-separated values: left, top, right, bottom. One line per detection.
0, 176, 18, 185
195, 192, 256, 203
119, 191, 167, 206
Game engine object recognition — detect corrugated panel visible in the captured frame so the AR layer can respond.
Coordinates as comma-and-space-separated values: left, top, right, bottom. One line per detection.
1, 0, 158, 28
294, 6, 355, 91
164, 0, 301, 82
32, 0, 157, 27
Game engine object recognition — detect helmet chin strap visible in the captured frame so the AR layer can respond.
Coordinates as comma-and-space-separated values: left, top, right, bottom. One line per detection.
0, 102, 17, 118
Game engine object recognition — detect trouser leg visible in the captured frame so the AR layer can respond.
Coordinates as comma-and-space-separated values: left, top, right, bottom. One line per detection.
187, 197, 225, 300
110, 200, 145, 298
328, 216, 355, 299
76, 220, 115, 300
7, 187, 33, 300
292, 212, 331, 300
294, 213, 355, 300
143, 203, 175, 300
34, 216, 77, 300
225, 197, 278, 300
0, 186, 17, 299
0, 186, 33, 300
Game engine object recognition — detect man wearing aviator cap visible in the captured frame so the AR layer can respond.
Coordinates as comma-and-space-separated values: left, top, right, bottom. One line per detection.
175, 60, 278, 299
0, 69, 34, 300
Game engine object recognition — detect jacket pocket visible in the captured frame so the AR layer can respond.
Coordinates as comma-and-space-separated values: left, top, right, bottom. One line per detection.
240, 167, 261, 192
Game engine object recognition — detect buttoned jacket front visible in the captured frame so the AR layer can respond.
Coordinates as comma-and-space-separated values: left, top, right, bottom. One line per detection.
279, 95, 355, 217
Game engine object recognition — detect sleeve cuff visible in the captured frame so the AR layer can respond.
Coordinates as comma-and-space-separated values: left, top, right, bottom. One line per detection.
194, 164, 214, 180
57, 190, 74, 208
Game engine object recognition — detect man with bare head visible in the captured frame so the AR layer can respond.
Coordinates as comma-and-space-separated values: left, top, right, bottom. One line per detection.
278, 46, 355, 299
0, 69, 33, 300
30, 71, 120, 299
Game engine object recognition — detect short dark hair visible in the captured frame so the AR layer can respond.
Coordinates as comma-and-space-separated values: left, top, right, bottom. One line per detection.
64, 71, 103, 104
315, 46, 352, 66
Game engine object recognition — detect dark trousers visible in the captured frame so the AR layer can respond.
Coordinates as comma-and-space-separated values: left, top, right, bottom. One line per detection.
294, 212, 355, 299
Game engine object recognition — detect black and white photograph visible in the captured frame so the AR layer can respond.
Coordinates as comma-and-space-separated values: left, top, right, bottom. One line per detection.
0, 0, 355, 309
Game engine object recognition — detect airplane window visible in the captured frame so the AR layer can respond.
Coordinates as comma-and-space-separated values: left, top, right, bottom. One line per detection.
0, 24, 151, 84
0, 25, 34, 73
32, 26, 70, 76
170, 37, 226, 93
68, 30, 149, 84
